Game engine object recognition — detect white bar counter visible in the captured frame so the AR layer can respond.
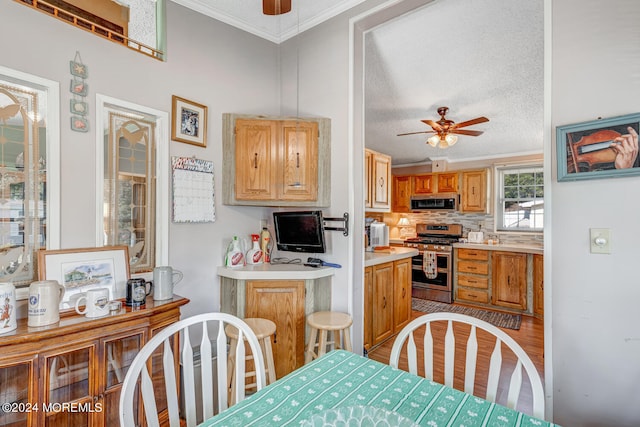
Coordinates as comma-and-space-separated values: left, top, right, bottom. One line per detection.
217, 263, 335, 280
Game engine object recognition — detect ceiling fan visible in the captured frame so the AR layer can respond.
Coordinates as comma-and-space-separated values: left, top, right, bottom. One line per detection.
397, 106, 489, 148
263, 0, 292, 15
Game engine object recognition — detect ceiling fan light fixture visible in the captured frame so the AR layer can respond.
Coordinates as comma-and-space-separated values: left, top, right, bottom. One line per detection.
445, 134, 458, 146
427, 135, 439, 147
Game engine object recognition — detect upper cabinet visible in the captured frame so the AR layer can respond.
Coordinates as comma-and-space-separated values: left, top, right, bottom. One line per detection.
223, 114, 330, 207
366, 149, 392, 212
461, 169, 489, 213
391, 175, 411, 213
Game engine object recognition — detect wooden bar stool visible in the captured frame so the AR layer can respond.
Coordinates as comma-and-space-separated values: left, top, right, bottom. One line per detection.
305, 311, 353, 363
226, 318, 277, 404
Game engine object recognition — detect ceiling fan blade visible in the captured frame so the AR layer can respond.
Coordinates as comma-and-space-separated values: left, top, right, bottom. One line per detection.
397, 130, 434, 136
452, 117, 489, 129
421, 119, 443, 131
451, 129, 484, 136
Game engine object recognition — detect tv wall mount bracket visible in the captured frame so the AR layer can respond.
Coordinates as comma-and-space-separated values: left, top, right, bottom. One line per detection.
323, 213, 349, 237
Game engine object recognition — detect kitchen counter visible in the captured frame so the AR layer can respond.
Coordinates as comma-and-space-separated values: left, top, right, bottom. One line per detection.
453, 242, 543, 255
365, 247, 418, 267
217, 263, 335, 280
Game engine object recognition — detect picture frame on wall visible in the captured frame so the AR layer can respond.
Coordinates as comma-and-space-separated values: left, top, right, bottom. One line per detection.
38, 246, 130, 310
556, 112, 640, 182
171, 95, 208, 147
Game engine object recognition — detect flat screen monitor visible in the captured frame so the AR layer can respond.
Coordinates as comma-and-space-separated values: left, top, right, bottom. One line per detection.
273, 211, 326, 253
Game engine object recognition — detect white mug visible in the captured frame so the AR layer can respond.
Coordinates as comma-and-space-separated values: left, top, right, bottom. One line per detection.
153, 266, 183, 301
75, 288, 110, 318
0, 282, 17, 334
28, 280, 64, 327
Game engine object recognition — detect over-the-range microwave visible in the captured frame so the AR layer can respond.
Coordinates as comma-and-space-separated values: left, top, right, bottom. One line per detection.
410, 193, 459, 211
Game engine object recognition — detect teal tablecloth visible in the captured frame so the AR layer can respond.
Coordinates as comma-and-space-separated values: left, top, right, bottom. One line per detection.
201, 350, 558, 427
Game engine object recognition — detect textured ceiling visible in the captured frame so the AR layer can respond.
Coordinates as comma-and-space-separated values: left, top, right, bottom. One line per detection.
173, 0, 544, 166
170, 0, 365, 43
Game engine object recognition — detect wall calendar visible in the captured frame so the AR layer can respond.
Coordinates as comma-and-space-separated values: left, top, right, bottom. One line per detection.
171, 156, 216, 223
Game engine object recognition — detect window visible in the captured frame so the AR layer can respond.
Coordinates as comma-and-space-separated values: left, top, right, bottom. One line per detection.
496, 165, 544, 232
96, 95, 168, 274
0, 66, 59, 289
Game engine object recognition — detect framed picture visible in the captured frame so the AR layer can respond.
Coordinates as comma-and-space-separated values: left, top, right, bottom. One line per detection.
70, 116, 89, 132
171, 95, 208, 147
70, 99, 88, 115
557, 113, 640, 182
69, 60, 88, 78
70, 79, 88, 96
38, 246, 130, 310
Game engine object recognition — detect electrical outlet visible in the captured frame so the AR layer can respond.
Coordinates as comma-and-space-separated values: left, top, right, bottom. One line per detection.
590, 228, 611, 254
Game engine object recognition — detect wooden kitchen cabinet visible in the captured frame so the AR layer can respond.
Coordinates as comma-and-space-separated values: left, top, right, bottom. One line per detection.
234, 119, 318, 202
461, 169, 488, 213
492, 251, 527, 310
437, 172, 459, 193
393, 257, 412, 331
533, 254, 544, 316
0, 297, 188, 427
245, 280, 305, 379
413, 174, 434, 194
371, 262, 394, 345
364, 258, 413, 350
222, 114, 330, 207
391, 175, 411, 212
455, 248, 490, 304
366, 149, 392, 212
363, 266, 373, 351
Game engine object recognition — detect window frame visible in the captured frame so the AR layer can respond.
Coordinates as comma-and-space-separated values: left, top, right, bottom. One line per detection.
495, 164, 544, 233
0, 65, 60, 298
95, 94, 169, 273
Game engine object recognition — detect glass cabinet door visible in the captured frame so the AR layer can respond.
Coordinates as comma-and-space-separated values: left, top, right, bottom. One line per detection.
0, 359, 33, 427
102, 331, 144, 426
43, 346, 94, 427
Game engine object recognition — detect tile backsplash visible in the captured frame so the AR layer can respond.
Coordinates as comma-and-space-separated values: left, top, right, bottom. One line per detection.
381, 211, 543, 247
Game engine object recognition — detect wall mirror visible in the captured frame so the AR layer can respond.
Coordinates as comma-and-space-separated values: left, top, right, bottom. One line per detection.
0, 66, 60, 290
96, 94, 169, 274
16, 0, 166, 60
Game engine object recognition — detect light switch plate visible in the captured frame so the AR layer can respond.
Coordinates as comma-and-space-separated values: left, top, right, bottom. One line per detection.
590, 228, 611, 254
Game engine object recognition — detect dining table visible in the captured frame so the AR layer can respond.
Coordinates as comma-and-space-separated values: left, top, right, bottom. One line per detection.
200, 349, 559, 427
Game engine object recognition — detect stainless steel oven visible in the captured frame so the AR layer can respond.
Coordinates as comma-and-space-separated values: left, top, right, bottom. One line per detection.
404, 223, 462, 304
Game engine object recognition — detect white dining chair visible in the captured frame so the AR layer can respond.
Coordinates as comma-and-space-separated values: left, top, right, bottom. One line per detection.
389, 312, 545, 419
119, 312, 266, 427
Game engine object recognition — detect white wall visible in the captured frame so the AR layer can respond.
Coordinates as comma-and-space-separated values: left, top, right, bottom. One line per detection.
551, 0, 640, 425
0, 0, 279, 318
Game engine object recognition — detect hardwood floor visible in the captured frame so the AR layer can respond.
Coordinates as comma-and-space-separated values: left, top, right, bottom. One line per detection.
367, 306, 545, 417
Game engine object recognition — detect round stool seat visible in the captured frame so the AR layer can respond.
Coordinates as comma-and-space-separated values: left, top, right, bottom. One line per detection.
225, 318, 277, 404
307, 311, 352, 331
225, 318, 276, 340
305, 311, 353, 364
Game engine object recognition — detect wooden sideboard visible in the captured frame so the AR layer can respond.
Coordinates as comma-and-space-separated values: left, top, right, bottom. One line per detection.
0, 296, 189, 427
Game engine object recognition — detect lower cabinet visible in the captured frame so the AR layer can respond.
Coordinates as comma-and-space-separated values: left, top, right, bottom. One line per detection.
245, 280, 305, 379
454, 248, 543, 315
364, 257, 413, 350
0, 297, 188, 427
491, 251, 527, 310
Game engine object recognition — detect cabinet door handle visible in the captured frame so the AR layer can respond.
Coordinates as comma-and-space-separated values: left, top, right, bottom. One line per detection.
254, 152, 258, 168
402, 288, 406, 297
383, 296, 386, 308
379, 177, 384, 187
296, 152, 300, 168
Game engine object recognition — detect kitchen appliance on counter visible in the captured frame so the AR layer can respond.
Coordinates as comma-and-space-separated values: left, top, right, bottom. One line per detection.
366, 220, 389, 251
404, 223, 462, 303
